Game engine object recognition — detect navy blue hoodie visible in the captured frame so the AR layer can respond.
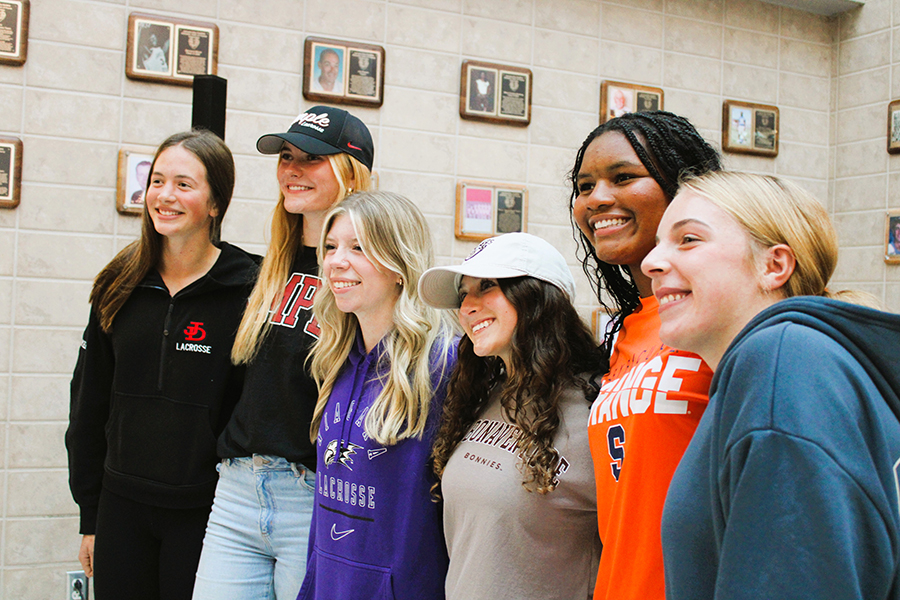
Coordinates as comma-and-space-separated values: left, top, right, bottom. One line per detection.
662, 296, 900, 600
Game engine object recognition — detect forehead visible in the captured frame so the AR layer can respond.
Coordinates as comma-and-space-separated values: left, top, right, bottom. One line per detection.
580, 131, 641, 172
327, 213, 356, 237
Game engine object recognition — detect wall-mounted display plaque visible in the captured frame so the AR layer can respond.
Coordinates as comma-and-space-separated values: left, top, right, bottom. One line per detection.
722, 100, 779, 157
455, 180, 528, 241
0, 136, 22, 209
0, 0, 28, 66
116, 148, 155, 215
303, 36, 385, 107
126, 13, 218, 86
600, 80, 663, 124
460, 60, 531, 126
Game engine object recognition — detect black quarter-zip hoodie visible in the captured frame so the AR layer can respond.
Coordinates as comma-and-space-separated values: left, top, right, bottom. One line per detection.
66, 242, 260, 534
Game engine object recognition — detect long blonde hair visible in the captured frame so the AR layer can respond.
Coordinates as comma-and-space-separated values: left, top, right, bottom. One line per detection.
232, 153, 371, 364
681, 171, 877, 307
309, 191, 454, 446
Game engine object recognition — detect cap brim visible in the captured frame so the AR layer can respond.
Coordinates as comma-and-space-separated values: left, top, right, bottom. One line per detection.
418, 264, 528, 309
257, 132, 343, 156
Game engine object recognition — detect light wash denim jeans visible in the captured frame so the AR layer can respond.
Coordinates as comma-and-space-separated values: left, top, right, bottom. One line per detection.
191, 455, 315, 600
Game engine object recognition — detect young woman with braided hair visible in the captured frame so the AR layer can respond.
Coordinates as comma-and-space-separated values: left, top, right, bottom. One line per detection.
569, 111, 722, 600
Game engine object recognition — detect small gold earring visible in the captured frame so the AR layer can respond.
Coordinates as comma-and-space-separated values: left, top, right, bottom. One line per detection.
347, 187, 354, 194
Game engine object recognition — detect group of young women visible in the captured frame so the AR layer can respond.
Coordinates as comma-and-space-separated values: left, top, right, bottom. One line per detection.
67, 104, 900, 600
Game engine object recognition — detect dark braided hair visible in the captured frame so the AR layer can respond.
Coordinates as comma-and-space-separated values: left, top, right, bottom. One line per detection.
568, 111, 721, 358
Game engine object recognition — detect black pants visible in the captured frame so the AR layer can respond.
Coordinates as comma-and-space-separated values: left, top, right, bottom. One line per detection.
93, 488, 212, 600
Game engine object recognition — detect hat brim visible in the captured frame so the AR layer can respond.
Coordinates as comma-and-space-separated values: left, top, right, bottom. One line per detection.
257, 132, 343, 157
418, 264, 528, 309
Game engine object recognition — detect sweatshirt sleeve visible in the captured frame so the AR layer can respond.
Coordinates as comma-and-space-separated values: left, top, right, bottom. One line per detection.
65, 308, 115, 535
711, 329, 898, 600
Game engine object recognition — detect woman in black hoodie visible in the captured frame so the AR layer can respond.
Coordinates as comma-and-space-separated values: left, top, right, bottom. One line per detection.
66, 129, 258, 600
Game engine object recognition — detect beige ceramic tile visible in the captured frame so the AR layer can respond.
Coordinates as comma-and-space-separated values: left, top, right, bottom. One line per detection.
665, 0, 724, 22
0, 85, 23, 131
463, 0, 532, 24
22, 137, 119, 188
722, 63, 778, 103
535, 0, 601, 37
838, 31, 891, 75
25, 42, 121, 96
526, 184, 574, 228
380, 87, 458, 135
7, 470, 78, 517
837, 68, 890, 110
222, 199, 276, 247
24, 90, 119, 142
123, 76, 195, 104
10, 375, 73, 420
18, 184, 116, 235
531, 68, 598, 113
0, 231, 13, 276
528, 144, 580, 188
456, 136, 528, 181
836, 105, 886, 144
4, 564, 90, 600
29, 0, 124, 50
461, 17, 533, 64
660, 90, 721, 132
375, 171, 456, 215
603, 0, 663, 12
533, 30, 599, 75
0, 278, 10, 324
428, 213, 457, 260
834, 173, 887, 212
780, 38, 831, 77
306, 0, 387, 42
388, 4, 461, 53
832, 245, 887, 282
389, 0, 462, 11
5, 515, 81, 564
120, 100, 193, 147
601, 4, 663, 48
835, 139, 889, 178
779, 107, 829, 146
7, 423, 68, 469
719, 151, 777, 173
723, 28, 779, 68
226, 114, 297, 158
839, 0, 890, 40
665, 17, 722, 59
599, 41, 663, 85
232, 154, 281, 201
883, 283, 900, 313
16, 232, 113, 280
216, 66, 300, 116
779, 72, 830, 112
384, 47, 460, 95
216, 23, 304, 73
458, 117, 529, 143
780, 6, 836, 44
15, 280, 93, 327
12, 328, 83, 374
724, 0, 779, 34
378, 128, 456, 173
776, 142, 829, 179
663, 53, 721, 94
834, 210, 885, 247
219, 0, 305, 29
530, 106, 598, 150
130, 0, 216, 15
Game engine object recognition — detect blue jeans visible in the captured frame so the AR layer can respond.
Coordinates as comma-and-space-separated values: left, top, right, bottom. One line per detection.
191, 456, 315, 600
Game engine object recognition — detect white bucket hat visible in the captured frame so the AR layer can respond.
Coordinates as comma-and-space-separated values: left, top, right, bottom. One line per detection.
418, 233, 576, 309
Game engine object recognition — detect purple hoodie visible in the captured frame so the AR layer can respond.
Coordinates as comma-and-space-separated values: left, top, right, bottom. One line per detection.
297, 331, 456, 600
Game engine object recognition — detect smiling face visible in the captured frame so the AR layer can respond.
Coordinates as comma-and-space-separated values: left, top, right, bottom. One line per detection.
642, 191, 779, 367
572, 131, 669, 295
318, 50, 340, 88
146, 145, 216, 244
323, 214, 401, 335
277, 142, 343, 219
458, 276, 518, 370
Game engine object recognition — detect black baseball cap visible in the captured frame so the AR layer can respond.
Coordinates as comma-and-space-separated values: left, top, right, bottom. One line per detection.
256, 105, 374, 171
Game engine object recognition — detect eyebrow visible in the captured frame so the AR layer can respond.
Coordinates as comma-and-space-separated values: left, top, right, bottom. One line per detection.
577, 160, 644, 180
670, 217, 710, 230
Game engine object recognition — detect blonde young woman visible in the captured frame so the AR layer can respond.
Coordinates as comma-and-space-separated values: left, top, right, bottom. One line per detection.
297, 192, 456, 600
192, 106, 373, 600
642, 172, 900, 600
67, 130, 258, 600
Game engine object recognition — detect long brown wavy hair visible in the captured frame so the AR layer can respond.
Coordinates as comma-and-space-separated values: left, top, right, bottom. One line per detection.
431, 276, 607, 494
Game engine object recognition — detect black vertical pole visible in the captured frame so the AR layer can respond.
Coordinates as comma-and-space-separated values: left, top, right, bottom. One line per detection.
191, 75, 227, 140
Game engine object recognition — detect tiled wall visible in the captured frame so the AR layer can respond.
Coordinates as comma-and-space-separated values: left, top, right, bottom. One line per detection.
0, 0, 895, 597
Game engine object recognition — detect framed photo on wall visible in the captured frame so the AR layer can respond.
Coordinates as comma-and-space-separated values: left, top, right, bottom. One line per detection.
887, 100, 900, 155
886, 209, 900, 264
455, 180, 528, 241
0, 0, 28, 66
116, 148, 154, 215
591, 308, 612, 344
459, 60, 532, 126
722, 100, 779, 157
303, 36, 384, 107
126, 13, 218, 86
600, 80, 663, 124
0, 136, 21, 209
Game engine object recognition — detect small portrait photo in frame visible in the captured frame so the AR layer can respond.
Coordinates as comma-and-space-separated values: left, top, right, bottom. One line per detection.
126, 13, 218, 86
0, 135, 22, 209
887, 100, 900, 155
0, 0, 28, 66
591, 308, 612, 344
303, 36, 384, 107
460, 60, 532, 126
455, 180, 528, 241
600, 81, 664, 124
117, 148, 154, 215
885, 210, 900, 263
722, 100, 779, 157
